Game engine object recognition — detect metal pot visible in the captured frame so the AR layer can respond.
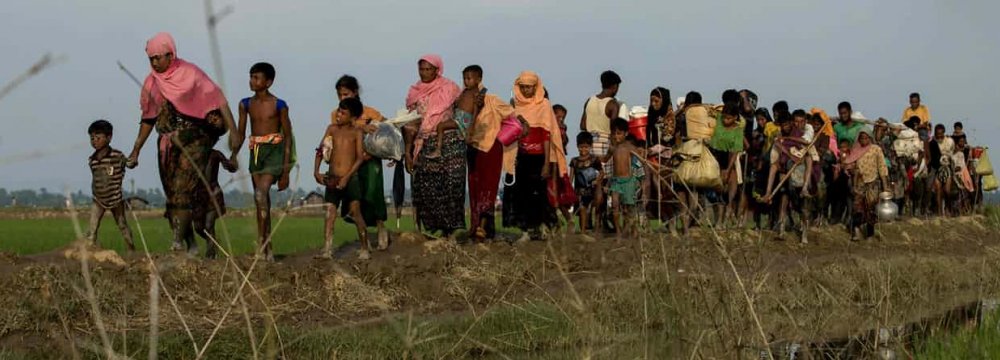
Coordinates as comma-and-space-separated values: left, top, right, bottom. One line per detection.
876, 191, 898, 221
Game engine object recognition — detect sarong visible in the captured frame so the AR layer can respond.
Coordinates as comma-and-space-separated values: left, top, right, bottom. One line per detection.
155, 102, 215, 218
412, 129, 466, 232
591, 131, 612, 175
504, 153, 557, 230
468, 141, 503, 238
344, 158, 388, 225
852, 180, 880, 236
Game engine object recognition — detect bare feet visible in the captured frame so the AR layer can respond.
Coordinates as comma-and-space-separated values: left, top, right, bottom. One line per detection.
358, 249, 371, 260
377, 230, 389, 251
170, 241, 184, 251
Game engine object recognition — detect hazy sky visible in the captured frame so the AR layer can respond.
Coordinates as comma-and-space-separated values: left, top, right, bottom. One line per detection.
1, 0, 997, 193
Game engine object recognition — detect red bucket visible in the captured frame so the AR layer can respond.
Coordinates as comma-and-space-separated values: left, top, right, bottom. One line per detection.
629, 116, 648, 141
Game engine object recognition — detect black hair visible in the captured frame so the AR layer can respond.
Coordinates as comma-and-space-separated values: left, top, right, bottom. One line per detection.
576, 131, 594, 145
250, 62, 276, 81
909, 92, 920, 100
775, 111, 792, 125
544, 88, 550, 99
600, 70, 621, 89
839, 139, 851, 147
88, 119, 113, 136
792, 109, 808, 119
462, 65, 483, 78
723, 103, 740, 116
754, 108, 773, 122
339, 97, 363, 118
953, 121, 964, 129
904, 116, 921, 129
611, 117, 629, 132
684, 91, 702, 105
772, 100, 789, 115
721, 89, 740, 105
809, 113, 824, 123
552, 104, 567, 114
837, 101, 852, 112
335, 74, 360, 94
648, 87, 671, 118
934, 124, 946, 132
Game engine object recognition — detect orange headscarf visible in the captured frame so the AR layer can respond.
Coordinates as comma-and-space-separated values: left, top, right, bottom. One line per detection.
809, 107, 835, 137
512, 71, 567, 176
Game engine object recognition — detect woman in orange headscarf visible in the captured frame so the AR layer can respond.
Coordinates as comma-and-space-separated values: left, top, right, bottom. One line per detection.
504, 71, 568, 241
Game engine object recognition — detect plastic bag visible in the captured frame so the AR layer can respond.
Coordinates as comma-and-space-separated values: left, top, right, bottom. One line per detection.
976, 149, 993, 176
363, 122, 404, 161
983, 174, 999, 192
673, 140, 722, 189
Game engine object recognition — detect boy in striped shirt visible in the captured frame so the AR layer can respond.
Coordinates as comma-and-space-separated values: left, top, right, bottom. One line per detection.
87, 120, 135, 251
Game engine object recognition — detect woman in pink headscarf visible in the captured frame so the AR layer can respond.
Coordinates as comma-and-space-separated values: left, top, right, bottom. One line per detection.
404, 55, 465, 237
127, 32, 237, 255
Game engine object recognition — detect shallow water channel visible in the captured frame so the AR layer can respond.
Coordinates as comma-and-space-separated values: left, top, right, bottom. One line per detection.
756, 298, 999, 359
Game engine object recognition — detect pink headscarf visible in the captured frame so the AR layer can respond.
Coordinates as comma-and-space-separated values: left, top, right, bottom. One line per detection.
405, 54, 460, 156
140, 32, 227, 120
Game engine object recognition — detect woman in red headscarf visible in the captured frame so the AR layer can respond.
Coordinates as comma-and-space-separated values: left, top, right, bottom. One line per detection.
504, 71, 568, 241
127, 32, 237, 255
405, 55, 466, 237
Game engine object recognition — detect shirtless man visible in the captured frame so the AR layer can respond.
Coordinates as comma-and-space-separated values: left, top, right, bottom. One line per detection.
233, 62, 293, 261
315, 97, 368, 260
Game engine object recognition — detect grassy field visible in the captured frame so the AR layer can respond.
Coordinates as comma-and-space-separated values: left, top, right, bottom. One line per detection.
0, 213, 416, 256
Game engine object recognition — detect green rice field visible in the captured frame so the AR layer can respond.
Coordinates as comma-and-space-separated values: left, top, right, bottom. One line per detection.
0, 213, 416, 256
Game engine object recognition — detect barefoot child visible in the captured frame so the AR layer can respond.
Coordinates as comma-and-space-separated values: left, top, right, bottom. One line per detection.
315, 97, 369, 260
234, 62, 293, 261
608, 118, 641, 239
86, 120, 136, 251
424, 66, 485, 159
570, 132, 603, 237
550, 104, 576, 232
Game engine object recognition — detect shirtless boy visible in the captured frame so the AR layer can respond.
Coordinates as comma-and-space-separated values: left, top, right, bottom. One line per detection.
233, 62, 293, 261
608, 118, 641, 239
315, 97, 369, 260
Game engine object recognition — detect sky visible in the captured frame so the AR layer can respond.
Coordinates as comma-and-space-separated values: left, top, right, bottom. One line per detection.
1, 0, 998, 194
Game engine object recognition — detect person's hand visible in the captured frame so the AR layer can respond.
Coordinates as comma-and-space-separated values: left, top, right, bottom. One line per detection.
541, 163, 551, 179
314, 172, 325, 186
278, 172, 290, 191
222, 156, 237, 173
126, 153, 139, 169
387, 160, 396, 168
228, 154, 240, 170
336, 176, 349, 190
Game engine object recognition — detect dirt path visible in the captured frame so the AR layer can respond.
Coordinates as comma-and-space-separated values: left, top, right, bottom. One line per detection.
2, 215, 999, 356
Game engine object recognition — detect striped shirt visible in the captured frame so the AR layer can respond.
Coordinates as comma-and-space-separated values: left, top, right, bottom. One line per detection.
89, 148, 126, 209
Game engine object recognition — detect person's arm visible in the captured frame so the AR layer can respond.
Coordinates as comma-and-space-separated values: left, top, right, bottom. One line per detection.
314, 127, 330, 185
580, 99, 589, 131
541, 138, 552, 178
278, 106, 293, 190
605, 99, 620, 120
219, 102, 239, 154
338, 131, 366, 189
233, 100, 248, 160
764, 158, 778, 203
127, 121, 155, 168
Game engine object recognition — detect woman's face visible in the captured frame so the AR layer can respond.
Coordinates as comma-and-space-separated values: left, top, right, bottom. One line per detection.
756, 114, 767, 127
337, 87, 358, 101
519, 84, 537, 98
149, 53, 173, 73
649, 94, 663, 111
859, 133, 871, 146
418, 60, 437, 83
